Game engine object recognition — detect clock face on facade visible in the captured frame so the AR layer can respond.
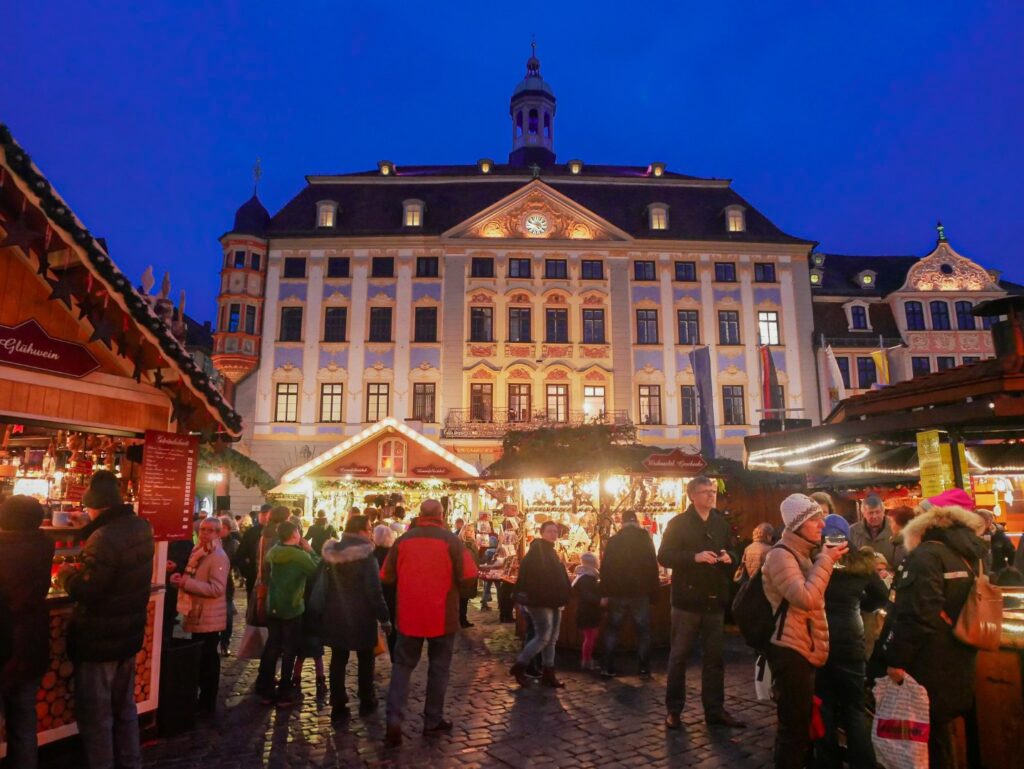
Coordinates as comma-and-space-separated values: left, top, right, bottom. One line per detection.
524, 214, 549, 235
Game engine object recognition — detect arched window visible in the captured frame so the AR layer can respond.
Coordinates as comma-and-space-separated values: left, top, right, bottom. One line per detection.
543, 112, 551, 139
515, 111, 523, 138
930, 301, 951, 330
378, 438, 407, 476
905, 301, 925, 330
528, 109, 539, 135
955, 301, 975, 330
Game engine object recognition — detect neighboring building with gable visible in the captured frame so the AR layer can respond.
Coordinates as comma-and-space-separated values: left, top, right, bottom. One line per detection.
211, 49, 821, 509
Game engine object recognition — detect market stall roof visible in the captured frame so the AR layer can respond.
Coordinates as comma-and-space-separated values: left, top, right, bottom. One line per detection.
0, 124, 241, 437
280, 417, 480, 484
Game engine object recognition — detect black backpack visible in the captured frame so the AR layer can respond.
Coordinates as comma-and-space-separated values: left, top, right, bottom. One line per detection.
732, 544, 793, 652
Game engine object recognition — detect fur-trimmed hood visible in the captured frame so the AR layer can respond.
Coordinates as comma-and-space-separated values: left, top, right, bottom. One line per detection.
321, 534, 374, 565
903, 505, 984, 553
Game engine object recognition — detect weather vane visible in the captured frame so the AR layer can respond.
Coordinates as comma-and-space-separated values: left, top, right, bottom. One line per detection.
936, 219, 946, 243
253, 157, 263, 194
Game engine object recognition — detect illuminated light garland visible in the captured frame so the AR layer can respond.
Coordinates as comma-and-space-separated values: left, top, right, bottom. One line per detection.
281, 417, 480, 483
748, 438, 837, 465
965, 449, 1024, 474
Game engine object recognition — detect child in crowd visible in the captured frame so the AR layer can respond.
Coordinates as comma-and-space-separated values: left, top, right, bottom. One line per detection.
572, 551, 602, 671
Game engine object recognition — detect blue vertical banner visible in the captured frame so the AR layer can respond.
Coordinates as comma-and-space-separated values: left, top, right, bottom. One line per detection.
689, 346, 716, 459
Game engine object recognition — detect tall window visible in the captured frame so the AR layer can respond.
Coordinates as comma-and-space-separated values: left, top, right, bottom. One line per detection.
754, 263, 776, 282
508, 258, 531, 278
233, 250, 247, 268
937, 356, 956, 371
279, 307, 303, 342
718, 311, 741, 344
639, 385, 662, 424
323, 307, 347, 342
403, 201, 423, 227
583, 386, 605, 420
415, 257, 439, 277
582, 309, 605, 343
911, 357, 931, 378
677, 310, 700, 345
634, 261, 656, 281
675, 261, 697, 282
714, 262, 736, 282
546, 384, 569, 422
850, 306, 868, 330
245, 305, 256, 334
636, 309, 659, 344
274, 383, 299, 422
368, 307, 392, 342
320, 383, 344, 422
758, 311, 780, 345
581, 260, 604, 280
722, 385, 745, 425
857, 357, 877, 389
366, 383, 389, 421
471, 257, 494, 278
414, 307, 437, 342
371, 257, 394, 278
470, 383, 493, 422
378, 439, 406, 475
726, 208, 745, 232
930, 301, 951, 330
835, 356, 851, 388
251, 253, 261, 271
544, 259, 568, 279
955, 301, 975, 330
905, 301, 926, 330
648, 205, 668, 231
412, 383, 436, 422
283, 257, 306, 278
228, 303, 241, 332
981, 315, 995, 330
545, 308, 568, 342
317, 203, 336, 228
508, 384, 531, 422
327, 257, 350, 278
469, 307, 494, 342
680, 385, 696, 424
509, 308, 532, 342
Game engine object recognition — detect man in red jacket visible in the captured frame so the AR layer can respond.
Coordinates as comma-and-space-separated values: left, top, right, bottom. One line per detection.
380, 499, 478, 748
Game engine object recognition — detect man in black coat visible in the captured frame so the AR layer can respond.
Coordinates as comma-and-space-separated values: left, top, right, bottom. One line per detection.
58, 471, 154, 769
657, 476, 743, 729
600, 510, 660, 678
236, 503, 271, 594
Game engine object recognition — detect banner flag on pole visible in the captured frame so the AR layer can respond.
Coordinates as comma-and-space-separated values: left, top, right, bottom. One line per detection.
825, 346, 848, 405
871, 347, 891, 386
689, 346, 716, 459
759, 345, 782, 418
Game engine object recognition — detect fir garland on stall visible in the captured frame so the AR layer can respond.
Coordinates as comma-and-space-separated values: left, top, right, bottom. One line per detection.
199, 445, 276, 493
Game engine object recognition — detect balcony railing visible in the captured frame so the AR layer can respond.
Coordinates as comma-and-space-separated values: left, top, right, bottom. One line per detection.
442, 408, 632, 439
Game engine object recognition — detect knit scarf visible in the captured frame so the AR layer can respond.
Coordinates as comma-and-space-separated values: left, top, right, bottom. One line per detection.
176, 539, 217, 616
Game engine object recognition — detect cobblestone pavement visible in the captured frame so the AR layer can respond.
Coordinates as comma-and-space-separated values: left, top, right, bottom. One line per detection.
42, 600, 776, 769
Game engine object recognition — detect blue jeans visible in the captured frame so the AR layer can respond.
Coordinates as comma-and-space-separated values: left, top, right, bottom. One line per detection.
386, 632, 456, 729
481, 579, 494, 605
75, 657, 141, 769
517, 606, 561, 668
0, 678, 40, 769
602, 596, 652, 673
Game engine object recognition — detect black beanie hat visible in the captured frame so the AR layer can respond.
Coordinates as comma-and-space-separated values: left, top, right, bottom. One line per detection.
0, 494, 45, 531
82, 469, 122, 510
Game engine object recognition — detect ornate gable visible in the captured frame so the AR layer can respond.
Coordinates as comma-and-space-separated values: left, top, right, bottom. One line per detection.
443, 180, 630, 242
899, 241, 1001, 293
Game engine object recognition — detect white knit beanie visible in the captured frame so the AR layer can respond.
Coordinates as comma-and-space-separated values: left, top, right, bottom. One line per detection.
780, 493, 823, 532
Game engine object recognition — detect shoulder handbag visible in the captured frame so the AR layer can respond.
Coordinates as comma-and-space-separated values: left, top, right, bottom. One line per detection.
951, 556, 1002, 651
246, 535, 270, 627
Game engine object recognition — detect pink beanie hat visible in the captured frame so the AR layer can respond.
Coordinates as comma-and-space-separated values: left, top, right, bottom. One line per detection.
926, 488, 975, 511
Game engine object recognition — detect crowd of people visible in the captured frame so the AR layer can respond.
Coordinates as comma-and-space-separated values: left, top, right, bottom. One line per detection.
1, 471, 1023, 769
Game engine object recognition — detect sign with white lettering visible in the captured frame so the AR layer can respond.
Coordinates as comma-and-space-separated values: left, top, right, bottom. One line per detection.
0, 319, 99, 378
138, 430, 199, 540
642, 449, 707, 475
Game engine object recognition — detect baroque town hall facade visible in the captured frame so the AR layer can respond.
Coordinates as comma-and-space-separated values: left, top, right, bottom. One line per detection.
212, 52, 1015, 510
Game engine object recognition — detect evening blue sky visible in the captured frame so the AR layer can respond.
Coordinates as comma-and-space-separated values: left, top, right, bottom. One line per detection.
5, 2, 1022, 321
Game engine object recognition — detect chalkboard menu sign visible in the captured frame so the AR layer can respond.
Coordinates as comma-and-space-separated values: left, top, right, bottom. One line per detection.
138, 430, 198, 540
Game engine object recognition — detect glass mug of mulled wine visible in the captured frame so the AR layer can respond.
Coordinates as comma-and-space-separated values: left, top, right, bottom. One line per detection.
823, 534, 847, 569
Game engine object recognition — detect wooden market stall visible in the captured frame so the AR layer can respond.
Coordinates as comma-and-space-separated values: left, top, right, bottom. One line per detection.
0, 124, 242, 753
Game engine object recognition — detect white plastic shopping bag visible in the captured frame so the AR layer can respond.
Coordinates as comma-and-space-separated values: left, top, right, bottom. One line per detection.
754, 654, 772, 701
871, 674, 930, 769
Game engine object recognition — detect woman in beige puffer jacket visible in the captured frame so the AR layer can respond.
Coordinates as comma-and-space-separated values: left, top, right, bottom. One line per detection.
761, 494, 846, 769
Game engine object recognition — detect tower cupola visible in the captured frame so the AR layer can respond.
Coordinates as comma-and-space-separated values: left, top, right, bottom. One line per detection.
509, 43, 556, 168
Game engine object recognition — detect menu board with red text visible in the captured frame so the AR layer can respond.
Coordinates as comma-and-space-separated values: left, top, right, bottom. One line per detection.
138, 430, 198, 540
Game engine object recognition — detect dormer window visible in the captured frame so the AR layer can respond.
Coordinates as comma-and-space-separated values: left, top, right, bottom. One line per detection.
856, 270, 877, 289
478, 158, 493, 174
811, 252, 826, 268
377, 160, 395, 176
648, 203, 669, 231
316, 201, 337, 229
810, 269, 823, 287
403, 199, 424, 228
568, 159, 583, 175
725, 205, 746, 233
844, 301, 873, 331
647, 162, 665, 178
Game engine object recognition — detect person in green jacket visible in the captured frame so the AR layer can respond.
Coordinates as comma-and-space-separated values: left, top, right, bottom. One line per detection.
255, 520, 318, 707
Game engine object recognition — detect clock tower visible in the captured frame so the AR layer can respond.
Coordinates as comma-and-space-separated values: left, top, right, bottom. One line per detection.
509, 43, 557, 168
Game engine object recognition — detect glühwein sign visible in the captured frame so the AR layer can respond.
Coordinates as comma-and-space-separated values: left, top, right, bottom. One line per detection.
0, 319, 100, 378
